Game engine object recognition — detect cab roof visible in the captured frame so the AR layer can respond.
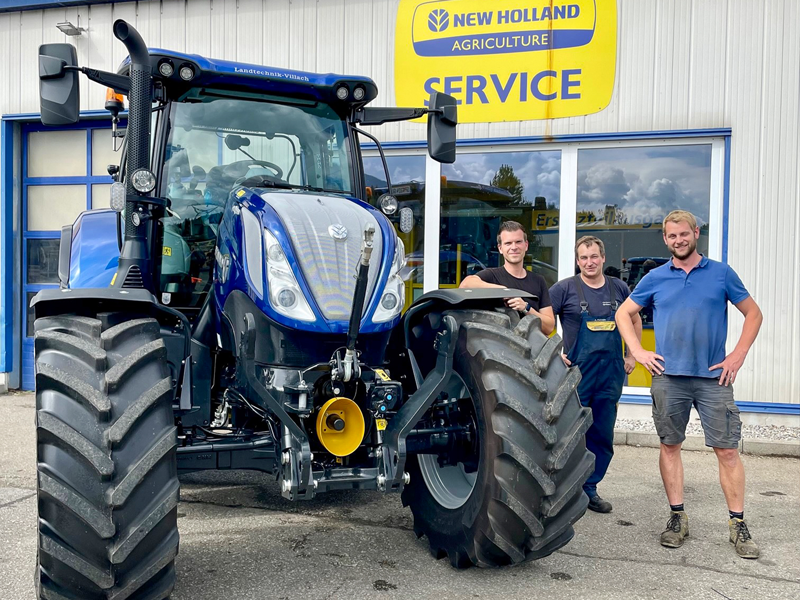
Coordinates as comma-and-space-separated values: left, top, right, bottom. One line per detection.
119, 49, 379, 108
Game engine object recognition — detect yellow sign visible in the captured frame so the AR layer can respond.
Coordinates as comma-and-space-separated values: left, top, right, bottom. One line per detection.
163, 246, 172, 256
586, 320, 616, 331
531, 209, 598, 230
395, 0, 617, 122
373, 368, 391, 382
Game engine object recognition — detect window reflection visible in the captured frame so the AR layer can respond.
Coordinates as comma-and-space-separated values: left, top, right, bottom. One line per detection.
363, 155, 426, 306
576, 144, 713, 386
364, 151, 563, 304
442, 151, 561, 288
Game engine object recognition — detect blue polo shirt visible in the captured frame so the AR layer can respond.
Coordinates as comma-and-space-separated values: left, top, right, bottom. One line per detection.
630, 256, 750, 378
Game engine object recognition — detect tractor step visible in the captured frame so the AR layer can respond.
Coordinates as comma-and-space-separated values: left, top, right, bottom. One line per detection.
177, 434, 277, 474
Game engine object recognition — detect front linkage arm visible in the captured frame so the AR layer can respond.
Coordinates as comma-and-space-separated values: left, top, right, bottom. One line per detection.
379, 314, 458, 492
240, 313, 315, 500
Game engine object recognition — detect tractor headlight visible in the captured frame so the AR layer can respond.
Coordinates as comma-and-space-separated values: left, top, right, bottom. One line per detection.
335, 85, 349, 100
131, 168, 156, 193
277, 288, 297, 308
372, 238, 405, 323
379, 194, 398, 215
264, 229, 315, 321
380, 292, 398, 310
179, 65, 195, 81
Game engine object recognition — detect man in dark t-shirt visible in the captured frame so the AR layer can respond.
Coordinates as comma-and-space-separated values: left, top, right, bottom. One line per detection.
550, 236, 641, 514
459, 221, 554, 334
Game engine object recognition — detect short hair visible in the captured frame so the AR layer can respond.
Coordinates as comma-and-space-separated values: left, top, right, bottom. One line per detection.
662, 210, 697, 231
575, 235, 605, 259
497, 221, 527, 245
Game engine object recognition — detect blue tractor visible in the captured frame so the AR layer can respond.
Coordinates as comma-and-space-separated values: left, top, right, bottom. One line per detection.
33, 21, 593, 599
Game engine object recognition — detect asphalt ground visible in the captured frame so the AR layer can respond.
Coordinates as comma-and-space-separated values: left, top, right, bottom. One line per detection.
1, 393, 799, 600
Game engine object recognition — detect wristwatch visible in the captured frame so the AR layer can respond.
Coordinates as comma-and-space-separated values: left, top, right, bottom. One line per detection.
524, 301, 532, 313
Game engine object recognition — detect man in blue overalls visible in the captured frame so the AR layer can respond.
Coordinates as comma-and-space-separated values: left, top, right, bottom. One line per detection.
550, 236, 641, 512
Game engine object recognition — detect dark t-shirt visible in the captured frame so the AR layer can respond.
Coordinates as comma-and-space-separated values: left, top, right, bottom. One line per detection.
476, 267, 552, 311
549, 276, 630, 353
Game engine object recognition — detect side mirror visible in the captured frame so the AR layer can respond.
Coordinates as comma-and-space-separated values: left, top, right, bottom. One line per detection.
427, 92, 457, 164
38, 43, 80, 126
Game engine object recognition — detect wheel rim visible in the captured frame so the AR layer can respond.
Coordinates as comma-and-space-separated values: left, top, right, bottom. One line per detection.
418, 374, 478, 510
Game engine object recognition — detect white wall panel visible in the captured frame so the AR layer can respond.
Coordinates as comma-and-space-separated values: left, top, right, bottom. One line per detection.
343, 0, 372, 77
0, 13, 20, 114
261, 0, 290, 69
615, 1, 655, 132
0, 0, 797, 405
19, 10, 44, 113
185, 0, 211, 58
318, 0, 345, 73
237, 0, 263, 64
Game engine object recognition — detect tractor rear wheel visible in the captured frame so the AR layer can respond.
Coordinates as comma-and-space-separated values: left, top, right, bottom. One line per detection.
402, 310, 594, 568
34, 312, 179, 599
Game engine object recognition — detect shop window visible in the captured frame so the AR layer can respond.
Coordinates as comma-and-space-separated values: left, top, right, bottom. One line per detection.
26, 292, 37, 337
364, 154, 426, 305
26, 239, 61, 285
91, 128, 122, 177
92, 184, 113, 209
575, 144, 713, 386
440, 150, 561, 289
28, 130, 86, 177
27, 185, 87, 231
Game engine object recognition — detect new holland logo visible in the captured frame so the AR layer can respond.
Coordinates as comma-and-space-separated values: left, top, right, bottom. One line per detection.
328, 224, 348, 240
428, 8, 449, 32
395, 0, 617, 123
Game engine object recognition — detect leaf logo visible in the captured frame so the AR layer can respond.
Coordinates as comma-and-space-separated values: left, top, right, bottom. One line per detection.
428, 9, 449, 33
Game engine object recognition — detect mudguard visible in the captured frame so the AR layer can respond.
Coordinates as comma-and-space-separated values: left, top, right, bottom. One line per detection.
66, 209, 121, 289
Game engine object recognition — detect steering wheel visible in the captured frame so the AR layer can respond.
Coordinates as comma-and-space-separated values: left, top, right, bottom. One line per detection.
223, 159, 284, 181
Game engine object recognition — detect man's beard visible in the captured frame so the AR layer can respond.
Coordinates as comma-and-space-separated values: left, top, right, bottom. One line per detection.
670, 238, 697, 259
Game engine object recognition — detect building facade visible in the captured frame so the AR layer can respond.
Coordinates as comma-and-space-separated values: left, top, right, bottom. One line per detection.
0, 0, 797, 419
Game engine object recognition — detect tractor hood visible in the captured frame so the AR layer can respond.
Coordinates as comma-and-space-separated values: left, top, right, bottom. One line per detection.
224, 187, 401, 334
259, 191, 384, 322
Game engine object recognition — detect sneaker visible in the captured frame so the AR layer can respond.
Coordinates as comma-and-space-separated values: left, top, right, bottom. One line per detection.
587, 495, 613, 513
729, 518, 760, 559
660, 511, 689, 548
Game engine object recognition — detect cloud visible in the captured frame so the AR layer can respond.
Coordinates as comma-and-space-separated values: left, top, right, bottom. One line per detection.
369, 145, 712, 227
578, 146, 712, 225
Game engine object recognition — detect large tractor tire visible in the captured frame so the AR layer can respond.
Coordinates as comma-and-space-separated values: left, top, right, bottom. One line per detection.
34, 313, 179, 599
402, 310, 595, 568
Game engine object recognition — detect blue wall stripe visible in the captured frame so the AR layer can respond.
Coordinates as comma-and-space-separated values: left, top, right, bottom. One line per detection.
0, 120, 13, 372
722, 136, 731, 264
620, 394, 799, 416
0, 0, 134, 13
362, 128, 732, 151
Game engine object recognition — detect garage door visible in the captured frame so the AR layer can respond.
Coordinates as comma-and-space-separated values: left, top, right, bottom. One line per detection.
21, 120, 121, 390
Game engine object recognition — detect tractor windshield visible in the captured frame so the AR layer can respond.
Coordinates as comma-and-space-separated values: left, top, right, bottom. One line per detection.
162, 97, 353, 200
158, 96, 353, 309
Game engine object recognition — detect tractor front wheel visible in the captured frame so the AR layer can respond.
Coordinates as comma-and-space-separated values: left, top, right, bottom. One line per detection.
34, 312, 179, 599
402, 310, 594, 568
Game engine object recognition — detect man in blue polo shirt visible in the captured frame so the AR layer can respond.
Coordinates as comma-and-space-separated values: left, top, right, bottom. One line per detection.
616, 210, 763, 559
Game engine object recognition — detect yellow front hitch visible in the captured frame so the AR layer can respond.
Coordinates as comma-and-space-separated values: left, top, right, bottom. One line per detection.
315, 397, 365, 457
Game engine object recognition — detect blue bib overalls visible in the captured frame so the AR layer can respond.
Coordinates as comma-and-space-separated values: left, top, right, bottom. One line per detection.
566, 276, 625, 498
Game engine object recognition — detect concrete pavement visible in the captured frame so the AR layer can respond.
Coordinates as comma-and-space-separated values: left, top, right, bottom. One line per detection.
1, 393, 799, 600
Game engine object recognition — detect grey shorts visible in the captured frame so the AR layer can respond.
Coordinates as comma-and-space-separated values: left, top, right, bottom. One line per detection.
650, 374, 741, 449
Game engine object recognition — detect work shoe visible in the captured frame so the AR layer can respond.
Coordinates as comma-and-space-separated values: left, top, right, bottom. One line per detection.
660, 511, 689, 548
729, 518, 760, 559
587, 495, 613, 513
